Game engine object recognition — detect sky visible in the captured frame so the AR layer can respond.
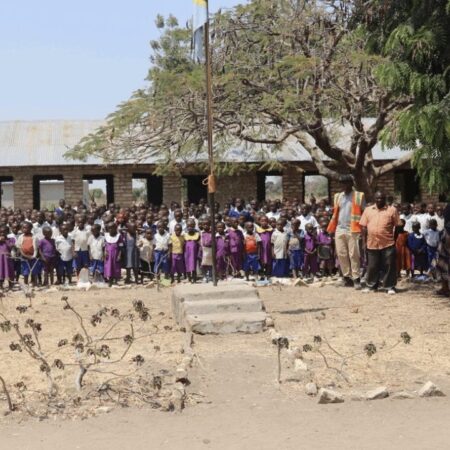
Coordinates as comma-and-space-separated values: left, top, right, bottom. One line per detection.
0, 0, 244, 121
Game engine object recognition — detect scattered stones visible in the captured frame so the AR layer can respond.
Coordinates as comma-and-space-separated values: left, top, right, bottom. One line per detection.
365, 386, 389, 400
418, 381, 445, 398
392, 391, 415, 400
294, 359, 308, 372
95, 406, 112, 414
317, 388, 344, 404
305, 382, 318, 396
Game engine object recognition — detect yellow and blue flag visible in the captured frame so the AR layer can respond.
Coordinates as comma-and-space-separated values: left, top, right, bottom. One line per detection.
193, 0, 208, 62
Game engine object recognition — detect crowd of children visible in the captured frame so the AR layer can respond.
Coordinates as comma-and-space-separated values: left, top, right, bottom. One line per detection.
0, 197, 447, 290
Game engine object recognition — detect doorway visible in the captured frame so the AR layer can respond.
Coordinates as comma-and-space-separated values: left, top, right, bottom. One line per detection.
33, 175, 64, 210
132, 174, 163, 205
83, 175, 114, 206
183, 175, 207, 204
256, 171, 283, 202
0, 177, 14, 208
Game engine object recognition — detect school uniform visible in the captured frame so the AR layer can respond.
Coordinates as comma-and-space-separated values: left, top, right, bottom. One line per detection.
243, 232, 261, 273
271, 229, 289, 277
55, 235, 74, 277
423, 228, 440, 270
72, 227, 90, 270
88, 234, 105, 275
154, 232, 170, 274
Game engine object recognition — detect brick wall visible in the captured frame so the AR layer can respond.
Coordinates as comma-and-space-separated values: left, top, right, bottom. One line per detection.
282, 166, 303, 202
114, 169, 134, 206
162, 175, 183, 205
215, 173, 258, 206
0, 164, 443, 209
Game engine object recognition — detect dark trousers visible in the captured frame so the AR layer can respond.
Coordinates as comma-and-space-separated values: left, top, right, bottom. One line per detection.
366, 245, 397, 290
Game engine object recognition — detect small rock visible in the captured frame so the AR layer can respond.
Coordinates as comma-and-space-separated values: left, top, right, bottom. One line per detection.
351, 307, 359, 314
95, 406, 112, 414
265, 317, 274, 328
365, 386, 389, 400
318, 388, 344, 404
171, 388, 185, 411
392, 391, 415, 400
269, 329, 280, 339
305, 382, 318, 396
418, 381, 445, 398
294, 359, 308, 372
175, 368, 188, 381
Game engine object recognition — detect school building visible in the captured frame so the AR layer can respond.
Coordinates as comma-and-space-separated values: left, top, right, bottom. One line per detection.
0, 120, 441, 210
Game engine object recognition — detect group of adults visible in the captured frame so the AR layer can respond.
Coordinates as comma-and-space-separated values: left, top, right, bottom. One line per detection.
329, 177, 450, 296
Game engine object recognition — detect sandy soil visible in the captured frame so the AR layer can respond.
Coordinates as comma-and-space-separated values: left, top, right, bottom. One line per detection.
1, 280, 450, 449
0, 286, 184, 420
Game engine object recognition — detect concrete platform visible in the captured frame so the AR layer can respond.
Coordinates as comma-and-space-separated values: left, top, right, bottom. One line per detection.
186, 312, 267, 335
172, 283, 267, 334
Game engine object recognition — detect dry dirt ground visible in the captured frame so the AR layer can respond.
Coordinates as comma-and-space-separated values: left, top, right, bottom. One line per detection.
1, 280, 450, 449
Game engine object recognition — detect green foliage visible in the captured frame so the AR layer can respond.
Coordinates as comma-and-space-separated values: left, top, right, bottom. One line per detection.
67, 0, 440, 197
363, 0, 450, 193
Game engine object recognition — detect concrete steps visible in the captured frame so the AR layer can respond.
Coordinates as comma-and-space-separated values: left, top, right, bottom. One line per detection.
182, 297, 264, 317
172, 283, 267, 335
186, 312, 267, 335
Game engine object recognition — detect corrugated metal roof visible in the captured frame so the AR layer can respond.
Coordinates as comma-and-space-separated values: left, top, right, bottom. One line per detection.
0, 120, 105, 166
0, 119, 409, 167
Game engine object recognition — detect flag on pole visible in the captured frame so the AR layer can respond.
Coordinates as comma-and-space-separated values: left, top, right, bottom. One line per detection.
193, 0, 207, 63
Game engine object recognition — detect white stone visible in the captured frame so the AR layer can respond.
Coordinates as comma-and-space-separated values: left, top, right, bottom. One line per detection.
305, 382, 318, 396
391, 391, 415, 400
365, 386, 389, 400
95, 406, 112, 414
175, 368, 188, 381
294, 359, 308, 372
317, 388, 344, 404
265, 317, 274, 328
418, 381, 445, 398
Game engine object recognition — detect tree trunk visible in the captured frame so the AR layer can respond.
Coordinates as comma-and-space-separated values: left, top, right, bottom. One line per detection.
353, 169, 376, 203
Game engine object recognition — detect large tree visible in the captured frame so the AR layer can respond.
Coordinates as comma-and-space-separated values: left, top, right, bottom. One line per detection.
359, 0, 450, 194
68, 0, 419, 200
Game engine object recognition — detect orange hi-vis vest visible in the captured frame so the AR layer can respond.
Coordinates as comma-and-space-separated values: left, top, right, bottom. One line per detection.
327, 191, 365, 234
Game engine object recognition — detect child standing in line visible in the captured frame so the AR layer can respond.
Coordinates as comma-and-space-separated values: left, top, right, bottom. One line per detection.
243, 222, 261, 281
88, 224, 105, 280
271, 220, 289, 277
424, 218, 440, 279
55, 224, 74, 285
215, 222, 229, 280
72, 217, 90, 276
184, 219, 200, 283
104, 223, 124, 286
38, 226, 58, 286
200, 220, 213, 282
7, 222, 21, 282
407, 222, 428, 277
287, 219, 303, 278
0, 226, 15, 289
317, 218, 334, 277
124, 223, 140, 284
169, 224, 186, 283
138, 228, 155, 283
17, 221, 41, 286
227, 218, 244, 277
257, 216, 273, 279
153, 222, 170, 279
395, 218, 411, 278
303, 223, 318, 279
